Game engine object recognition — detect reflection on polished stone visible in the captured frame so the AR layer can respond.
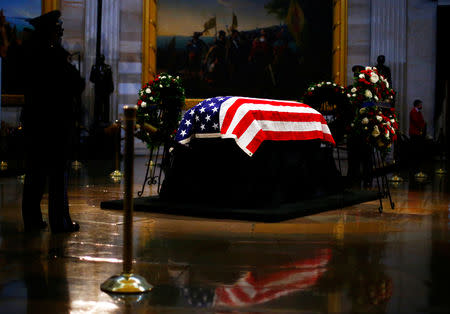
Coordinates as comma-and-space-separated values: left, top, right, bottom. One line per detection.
0, 157, 450, 312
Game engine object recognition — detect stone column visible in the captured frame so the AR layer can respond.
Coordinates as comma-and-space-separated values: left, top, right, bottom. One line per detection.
370, 0, 408, 133
101, 0, 120, 122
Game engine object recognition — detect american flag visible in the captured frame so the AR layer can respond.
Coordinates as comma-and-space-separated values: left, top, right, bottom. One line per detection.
213, 248, 331, 307
175, 97, 335, 156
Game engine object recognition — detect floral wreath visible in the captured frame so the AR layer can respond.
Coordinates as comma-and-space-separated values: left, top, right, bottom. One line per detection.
301, 81, 355, 142
302, 81, 348, 107
347, 66, 395, 106
350, 105, 399, 155
135, 73, 185, 147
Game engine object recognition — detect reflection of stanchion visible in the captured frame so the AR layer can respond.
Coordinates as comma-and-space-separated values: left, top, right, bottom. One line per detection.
110, 120, 123, 182
101, 106, 152, 294
0, 161, 7, 171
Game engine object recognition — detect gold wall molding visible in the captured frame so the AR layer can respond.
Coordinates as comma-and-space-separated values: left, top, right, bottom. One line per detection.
42, 0, 60, 13
332, 0, 348, 86
142, 0, 157, 85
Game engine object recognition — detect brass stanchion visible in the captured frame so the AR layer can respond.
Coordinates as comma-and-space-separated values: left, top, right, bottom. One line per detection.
0, 161, 7, 171
110, 119, 123, 182
101, 106, 152, 294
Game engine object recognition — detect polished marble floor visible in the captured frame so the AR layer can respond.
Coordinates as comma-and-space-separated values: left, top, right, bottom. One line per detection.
0, 156, 450, 313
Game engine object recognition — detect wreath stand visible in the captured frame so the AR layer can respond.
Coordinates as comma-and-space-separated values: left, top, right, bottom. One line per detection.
371, 148, 395, 213
137, 144, 168, 197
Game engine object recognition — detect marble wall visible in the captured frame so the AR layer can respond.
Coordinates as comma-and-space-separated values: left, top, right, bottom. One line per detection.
347, 0, 439, 136
406, 0, 437, 136
58, 0, 441, 140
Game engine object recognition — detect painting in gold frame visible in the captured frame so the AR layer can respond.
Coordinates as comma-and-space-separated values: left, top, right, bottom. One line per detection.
1, 0, 58, 106
142, 0, 347, 107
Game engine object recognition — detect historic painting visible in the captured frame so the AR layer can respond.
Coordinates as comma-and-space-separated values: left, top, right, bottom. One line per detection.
156, 0, 333, 100
0, 0, 41, 96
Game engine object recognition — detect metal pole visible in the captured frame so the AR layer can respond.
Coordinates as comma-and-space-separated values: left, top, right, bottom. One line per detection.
101, 106, 152, 294
110, 120, 123, 182
122, 107, 134, 273
96, 0, 102, 62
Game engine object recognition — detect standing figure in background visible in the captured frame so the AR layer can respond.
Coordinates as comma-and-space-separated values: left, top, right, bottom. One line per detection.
21, 10, 84, 233
409, 99, 427, 174
375, 55, 392, 87
90, 54, 114, 125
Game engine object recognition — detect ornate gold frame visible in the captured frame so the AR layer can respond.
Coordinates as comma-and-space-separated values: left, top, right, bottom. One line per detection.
1, 0, 59, 106
142, 0, 347, 107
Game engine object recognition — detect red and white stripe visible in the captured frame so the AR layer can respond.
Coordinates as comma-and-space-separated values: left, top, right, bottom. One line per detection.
219, 97, 335, 156
214, 248, 331, 307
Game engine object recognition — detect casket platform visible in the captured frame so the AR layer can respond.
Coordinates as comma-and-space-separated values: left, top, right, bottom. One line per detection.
101, 97, 378, 221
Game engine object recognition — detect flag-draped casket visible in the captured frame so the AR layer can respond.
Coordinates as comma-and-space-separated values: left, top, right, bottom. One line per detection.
160, 97, 341, 208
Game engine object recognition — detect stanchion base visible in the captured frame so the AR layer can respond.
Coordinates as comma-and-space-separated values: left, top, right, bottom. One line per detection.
414, 171, 428, 182
100, 273, 153, 294
72, 160, 83, 171
110, 170, 124, 183
17, 174, 25, 184
435, 168, 447, 175
0, 161, 8, 171
389, 174, 404, 182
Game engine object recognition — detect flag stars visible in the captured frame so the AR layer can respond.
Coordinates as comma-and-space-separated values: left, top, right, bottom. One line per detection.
205, 115, 211, 121
185, 119, 191, 126
189, 109, 195, 116
195, 116, 200, 121
200, 124, 206, 130
180, 130, 187, 136
199, 107, 206, 113
212, 107, 218, 113
213, 123, 219, 129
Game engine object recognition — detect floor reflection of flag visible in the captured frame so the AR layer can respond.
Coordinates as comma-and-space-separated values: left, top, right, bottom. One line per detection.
214, 248, 331, 307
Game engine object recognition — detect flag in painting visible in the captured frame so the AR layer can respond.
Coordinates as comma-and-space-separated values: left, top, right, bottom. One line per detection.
175, 96, 335, 157
203, 16, 216, 34
231, 12, 238, 30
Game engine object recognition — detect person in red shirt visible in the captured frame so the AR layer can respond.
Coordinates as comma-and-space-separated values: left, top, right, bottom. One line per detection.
409, 99, 426, 138
409, 99, 427, 176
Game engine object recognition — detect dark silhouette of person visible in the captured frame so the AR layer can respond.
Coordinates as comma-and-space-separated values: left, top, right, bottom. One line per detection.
248, 29, 273, 95
375, 55, 392, 87
227, 29, 246, 84
204, 30, 228, 85
347, 64, 374, 188
21, 10, 84, 233
351, 65, 364, 79
409, 99, 427, 172
90, 54, 114, 125
186, 32, 207, 78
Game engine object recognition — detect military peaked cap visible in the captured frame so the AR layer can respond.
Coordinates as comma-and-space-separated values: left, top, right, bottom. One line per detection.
28, 10, 61, 30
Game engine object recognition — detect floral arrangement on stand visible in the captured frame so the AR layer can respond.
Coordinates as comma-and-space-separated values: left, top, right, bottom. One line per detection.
347, 66, 396, 106
351, 105, 399, 156
301, 81, 354, 142
347, 66, 399, 155
135, 73, 185, 148
303, 81, 348, 105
